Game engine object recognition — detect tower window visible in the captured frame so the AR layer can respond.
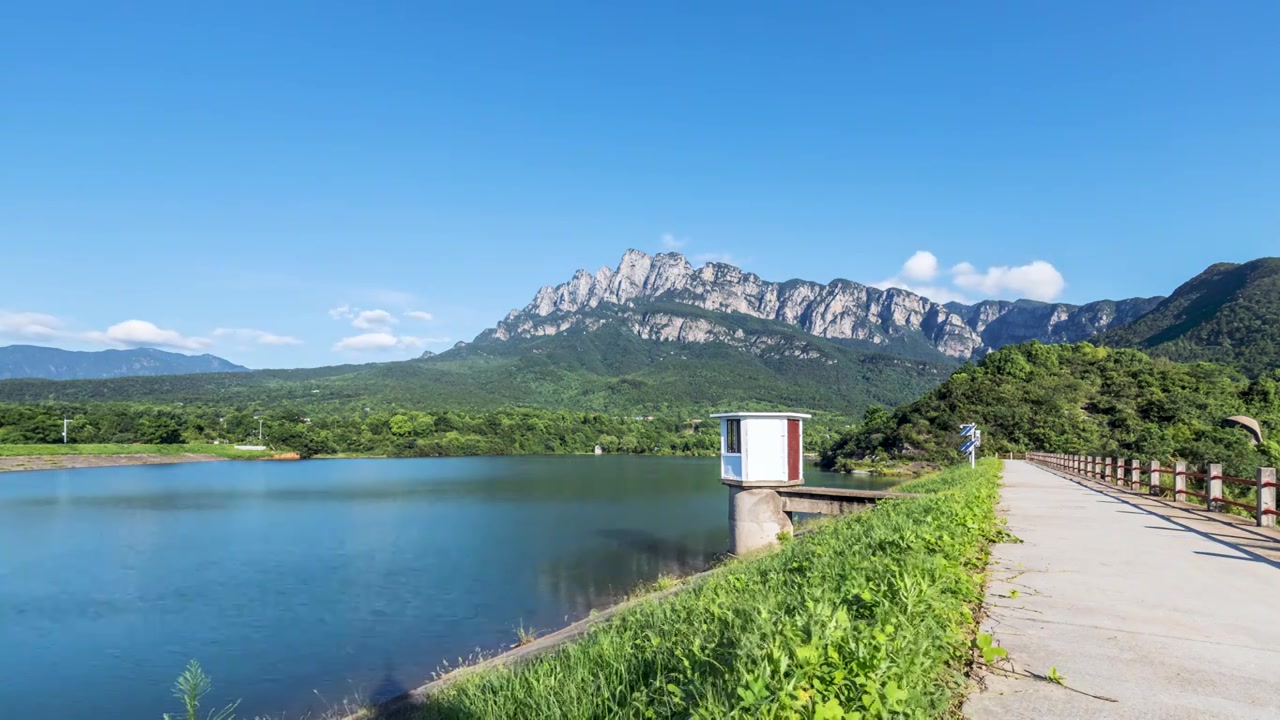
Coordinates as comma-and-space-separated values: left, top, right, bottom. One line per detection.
725, 419, 742, 454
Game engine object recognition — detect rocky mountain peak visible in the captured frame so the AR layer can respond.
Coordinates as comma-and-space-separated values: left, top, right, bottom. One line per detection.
484, 250, 1164, 360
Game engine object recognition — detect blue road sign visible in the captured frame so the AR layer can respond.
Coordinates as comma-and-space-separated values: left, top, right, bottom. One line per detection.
960, 424, 977, 437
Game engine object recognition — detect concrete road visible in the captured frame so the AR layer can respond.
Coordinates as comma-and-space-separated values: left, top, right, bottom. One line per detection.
965, 460, 1280, 720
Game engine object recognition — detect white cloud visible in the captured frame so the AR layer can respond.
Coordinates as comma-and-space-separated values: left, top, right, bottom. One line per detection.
351, 309, 397, 330
85, 320, 212, 351
404, 310, 434, 322
875, 252, 1067, 303
212, 328, 304, 346
660, 232, 685, 251
951, 260, 1066, 301
332, 333, 450, 352
328, 304, 356, 321
876, 251, 967, 302
332, 305, 405, 330
0, 310, 67, 340
900, 251, 940, 282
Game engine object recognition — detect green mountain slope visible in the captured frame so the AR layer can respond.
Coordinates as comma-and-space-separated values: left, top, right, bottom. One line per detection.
0, 308, 952, 417
822, 342, 1280, 477
1096, 257, 1280, 377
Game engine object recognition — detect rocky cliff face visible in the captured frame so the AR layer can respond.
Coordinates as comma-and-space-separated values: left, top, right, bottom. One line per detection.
480, 250, 1162, 360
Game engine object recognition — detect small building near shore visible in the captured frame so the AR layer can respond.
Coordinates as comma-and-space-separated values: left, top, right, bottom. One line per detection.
710, 411, 811, 486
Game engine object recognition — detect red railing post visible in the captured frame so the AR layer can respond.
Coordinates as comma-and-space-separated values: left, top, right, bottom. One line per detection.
1105, 457, 1113, 484
1174, 462, 1187, 503
1207, 463, 1223, 513
1148, 460, 1161, 496
1130, 460, 1142, 492
1258, 467, 1276, 528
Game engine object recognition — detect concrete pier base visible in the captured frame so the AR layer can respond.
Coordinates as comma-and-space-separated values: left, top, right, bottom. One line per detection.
728, 486, 792, 555
724, 483, 914, 555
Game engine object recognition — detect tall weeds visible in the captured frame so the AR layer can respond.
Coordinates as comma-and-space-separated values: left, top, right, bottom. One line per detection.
416, 459, 1002, 719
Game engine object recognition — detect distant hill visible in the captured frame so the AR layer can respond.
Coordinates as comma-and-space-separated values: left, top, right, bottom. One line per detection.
0, 345, 248, 380
821, 342, 1280, 477
0, 310, 951, 417
1096, 258, 1280, 377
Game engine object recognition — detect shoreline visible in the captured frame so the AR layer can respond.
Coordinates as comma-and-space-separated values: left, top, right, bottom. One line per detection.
338, 463, 995, 719
0, 449, 723, 474
0, 453, 230, 473
346, 564, 724, 720
347, 515, 841, 719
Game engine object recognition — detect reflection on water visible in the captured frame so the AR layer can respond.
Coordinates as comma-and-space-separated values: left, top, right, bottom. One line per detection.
0, 455, 894, 717
537, 526, 727, 618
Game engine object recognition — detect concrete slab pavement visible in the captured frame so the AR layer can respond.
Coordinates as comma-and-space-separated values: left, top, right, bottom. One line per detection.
965, 460, 1280, 719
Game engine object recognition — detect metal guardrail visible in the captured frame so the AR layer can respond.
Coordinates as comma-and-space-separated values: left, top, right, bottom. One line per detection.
1025, 452, 1278, 528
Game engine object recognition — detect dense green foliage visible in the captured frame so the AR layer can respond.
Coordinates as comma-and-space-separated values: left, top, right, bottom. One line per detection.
414, 460, 1000, 719
0, 399, 859, 459
0, 310, 950, 418
0, 403, 734, 458
1097, 257, 1280, 378
823, 342, 1280, 478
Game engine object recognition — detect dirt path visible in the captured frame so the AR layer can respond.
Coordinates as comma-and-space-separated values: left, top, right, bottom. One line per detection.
0, 454, 227, 473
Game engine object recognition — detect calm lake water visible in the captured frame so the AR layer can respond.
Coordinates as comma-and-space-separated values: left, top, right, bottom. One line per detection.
0, 455, 896, 717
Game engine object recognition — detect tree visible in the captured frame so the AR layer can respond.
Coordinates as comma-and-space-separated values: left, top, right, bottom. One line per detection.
140, 414, 183, 444
389, 414, 413, 437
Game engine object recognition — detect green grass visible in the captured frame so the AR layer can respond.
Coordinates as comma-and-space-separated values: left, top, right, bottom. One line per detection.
414, 459, 1002, 719
0, 443, 274, 459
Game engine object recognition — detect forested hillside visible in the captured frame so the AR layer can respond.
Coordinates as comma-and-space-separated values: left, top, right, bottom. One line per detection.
0, 402, 856, 459
822, 342, 1280, 477
0, 313, 950, 418
1096, 257, 1280, 377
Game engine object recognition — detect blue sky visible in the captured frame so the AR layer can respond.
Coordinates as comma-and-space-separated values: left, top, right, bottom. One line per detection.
3, 1, 1278, 368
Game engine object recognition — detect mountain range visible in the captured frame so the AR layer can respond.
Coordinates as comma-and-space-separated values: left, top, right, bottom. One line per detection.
481, 249, 1161, 362
1, 252, 1276, 415
0, 345, 248, 381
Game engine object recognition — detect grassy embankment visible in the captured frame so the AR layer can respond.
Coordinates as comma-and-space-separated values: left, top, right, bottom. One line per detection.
0, 443, 274, 459
412, 458, 1003, 719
